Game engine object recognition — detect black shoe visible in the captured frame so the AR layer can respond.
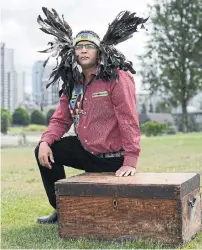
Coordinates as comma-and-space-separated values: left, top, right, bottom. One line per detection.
36, 210, 57, 224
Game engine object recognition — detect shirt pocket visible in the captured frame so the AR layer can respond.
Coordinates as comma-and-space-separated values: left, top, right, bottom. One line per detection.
91, 92, 111, 105
90, 93, 113, 117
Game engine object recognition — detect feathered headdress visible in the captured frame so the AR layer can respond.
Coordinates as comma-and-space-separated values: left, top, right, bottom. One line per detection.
37, 7, 148, 99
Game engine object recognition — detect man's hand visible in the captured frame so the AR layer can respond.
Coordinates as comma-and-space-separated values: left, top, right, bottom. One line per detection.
38, 142, 54, 169
115, 166, 136, 177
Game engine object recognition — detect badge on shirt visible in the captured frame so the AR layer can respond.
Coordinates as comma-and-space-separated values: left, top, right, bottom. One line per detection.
92, 91, 109, 98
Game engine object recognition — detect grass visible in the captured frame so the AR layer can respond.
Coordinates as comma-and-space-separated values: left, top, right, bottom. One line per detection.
8, 124, 47, 133
1, 133, 202, 249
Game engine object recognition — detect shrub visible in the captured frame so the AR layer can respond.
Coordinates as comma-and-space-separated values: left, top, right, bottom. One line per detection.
1, 113, 9, 134
141, 121, 168, 136
31, 110, 46, 125
1, 109, 12, 126
174, 114, 202, 132
46, 109, 56, 125
167, 126, 177, 135
24, 124, 47, 132
12, 108, 30, 126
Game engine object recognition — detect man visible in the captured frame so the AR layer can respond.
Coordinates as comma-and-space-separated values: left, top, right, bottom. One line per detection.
35, 8, 147, 224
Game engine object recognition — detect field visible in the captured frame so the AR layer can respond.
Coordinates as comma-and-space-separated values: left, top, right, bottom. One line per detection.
1, 133, 202, 249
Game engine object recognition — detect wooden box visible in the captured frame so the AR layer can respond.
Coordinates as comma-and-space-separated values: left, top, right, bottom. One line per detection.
55, 172, 201, 246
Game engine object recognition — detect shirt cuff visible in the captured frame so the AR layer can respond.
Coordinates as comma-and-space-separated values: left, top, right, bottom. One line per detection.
39, 136, 54, 146
123, 155, 138, 168
39, 140, 51, 146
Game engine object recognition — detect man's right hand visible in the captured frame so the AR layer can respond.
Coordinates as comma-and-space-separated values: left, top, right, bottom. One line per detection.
38, 142, 55, 169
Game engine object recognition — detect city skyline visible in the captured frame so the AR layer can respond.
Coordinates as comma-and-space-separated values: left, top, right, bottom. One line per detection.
1, 0, 151, 93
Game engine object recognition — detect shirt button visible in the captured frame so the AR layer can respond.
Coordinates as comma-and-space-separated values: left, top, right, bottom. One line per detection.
84, 126, 86, 128
85, 140, 87, 143
84, 98, 87, 101
91, 152, 94, 154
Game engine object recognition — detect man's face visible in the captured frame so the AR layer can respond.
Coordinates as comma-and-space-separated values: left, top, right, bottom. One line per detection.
75, 41, 98, 69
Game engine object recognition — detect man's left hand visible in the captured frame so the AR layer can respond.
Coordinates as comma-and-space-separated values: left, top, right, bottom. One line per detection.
115, 166, 136, 177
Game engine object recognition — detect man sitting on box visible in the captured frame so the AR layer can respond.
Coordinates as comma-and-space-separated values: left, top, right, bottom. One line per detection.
35, 7, 148, 224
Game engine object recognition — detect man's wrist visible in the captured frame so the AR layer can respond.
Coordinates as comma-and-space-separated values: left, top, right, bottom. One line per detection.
39, 141, 49, 146
123, 155, 138, 168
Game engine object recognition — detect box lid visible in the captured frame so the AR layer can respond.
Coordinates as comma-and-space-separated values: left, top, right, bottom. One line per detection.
55, 172, 200, 199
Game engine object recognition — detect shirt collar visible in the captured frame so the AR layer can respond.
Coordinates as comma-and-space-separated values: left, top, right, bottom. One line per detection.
81, 66, 98, 83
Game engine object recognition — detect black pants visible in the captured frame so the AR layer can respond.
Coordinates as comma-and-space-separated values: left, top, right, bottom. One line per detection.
35, 136, 124, 208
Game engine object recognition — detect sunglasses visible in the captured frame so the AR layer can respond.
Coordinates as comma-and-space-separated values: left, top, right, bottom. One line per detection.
75, 43, 97, 51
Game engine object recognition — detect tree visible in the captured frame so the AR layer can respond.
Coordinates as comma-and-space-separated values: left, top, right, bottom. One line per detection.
46, 109, 56, 125
141, 103, 147, 114
12, 108, 30, 126
139, 0, 202, 132
1, 113, 9, 134
200, 101, 202, 110
31, 110, 46, 125
1, 109, 12, 126
155, 101, 172, 113
149, 103, 153, 112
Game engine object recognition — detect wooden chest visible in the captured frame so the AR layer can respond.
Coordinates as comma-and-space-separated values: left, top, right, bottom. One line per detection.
55, 172, 201, 246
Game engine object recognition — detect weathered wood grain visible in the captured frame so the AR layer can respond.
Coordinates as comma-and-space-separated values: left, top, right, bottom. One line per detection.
55, 173, 201, 246
57, 196, 182, 244
55, 173, 200, 199
181, 188, 201, 244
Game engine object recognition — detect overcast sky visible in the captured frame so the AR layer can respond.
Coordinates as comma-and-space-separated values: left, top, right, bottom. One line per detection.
1, 0, 151, 93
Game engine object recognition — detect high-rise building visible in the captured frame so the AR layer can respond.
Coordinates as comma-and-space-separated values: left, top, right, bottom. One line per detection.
0, 43, 5, 109
42, 65, 60, 108
0, 42, 17, 113
32, 61, 60, 112
32, 60, 45, 105
16, 71, 26, 106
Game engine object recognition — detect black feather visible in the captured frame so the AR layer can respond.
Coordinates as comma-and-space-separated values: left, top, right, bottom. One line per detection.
37, 7, 77, 100
43, 56, 51, 68
102, 11, 148, 45
38, 7, 147, 100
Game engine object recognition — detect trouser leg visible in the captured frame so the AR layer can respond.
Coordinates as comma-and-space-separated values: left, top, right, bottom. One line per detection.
35, 145, 66, 208
35, 136, 124, 208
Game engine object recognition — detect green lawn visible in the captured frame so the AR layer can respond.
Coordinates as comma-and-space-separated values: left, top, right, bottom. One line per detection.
1, 133, 202, 249
8, 125, 47, 133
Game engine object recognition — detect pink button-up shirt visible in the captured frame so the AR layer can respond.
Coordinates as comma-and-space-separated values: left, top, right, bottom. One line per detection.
40, 70, 140, 168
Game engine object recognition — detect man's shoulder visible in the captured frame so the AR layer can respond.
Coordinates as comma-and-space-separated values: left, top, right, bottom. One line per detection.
117, 70, 135, 82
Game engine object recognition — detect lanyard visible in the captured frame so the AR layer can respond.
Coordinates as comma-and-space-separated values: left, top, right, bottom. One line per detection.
78, 75, 96, 114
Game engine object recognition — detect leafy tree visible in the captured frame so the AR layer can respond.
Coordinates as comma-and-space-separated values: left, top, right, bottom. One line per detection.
1, 113, 9, 134
149, 103, 154, 112
155, 101, 172, 113
46, 109, 56, 125
1, 109, 12, 126
141, 103, 147, 114
139, 0, 202, 132
12, 108, 30, 126
31, 110, 46, 125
